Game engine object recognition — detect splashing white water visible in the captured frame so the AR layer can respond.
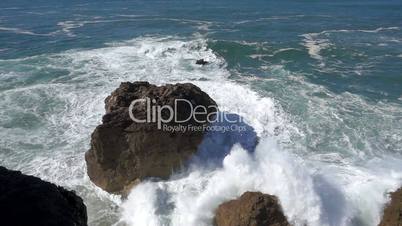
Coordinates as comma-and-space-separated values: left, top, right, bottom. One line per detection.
121, 138, 323, 226
0, 36, 401, 226
120, 137, 402, 226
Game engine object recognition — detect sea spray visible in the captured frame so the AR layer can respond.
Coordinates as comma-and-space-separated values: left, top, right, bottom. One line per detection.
1, 36, 401, 226
121, 138, 323, 226
120, 136, 402, 226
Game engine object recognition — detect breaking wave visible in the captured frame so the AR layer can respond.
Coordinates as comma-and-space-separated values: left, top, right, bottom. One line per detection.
0, 36, 401, 226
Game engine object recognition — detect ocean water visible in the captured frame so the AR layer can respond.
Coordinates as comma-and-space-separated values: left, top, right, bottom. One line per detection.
1, 0, 402, 225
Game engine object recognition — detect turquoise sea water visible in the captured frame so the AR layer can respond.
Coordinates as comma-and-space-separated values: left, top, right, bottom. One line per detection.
0, 1, 401, 225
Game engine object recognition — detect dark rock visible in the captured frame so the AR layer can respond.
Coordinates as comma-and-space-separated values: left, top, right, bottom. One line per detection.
214, 191, 291, 226
196, 59, 209, 65
379, 187, 402, 226
85, 81, 217, 194
0, 166, 87, 226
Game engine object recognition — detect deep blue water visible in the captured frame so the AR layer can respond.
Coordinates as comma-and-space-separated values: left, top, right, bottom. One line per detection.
0, 1, 401, 225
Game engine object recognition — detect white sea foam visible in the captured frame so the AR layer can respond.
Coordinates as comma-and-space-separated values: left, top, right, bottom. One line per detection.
121, 139, 323, 226
120, 138, 402, 226
357, 27, 399, 33
234, 15, 318, 24
300, 26, 400, 64
0, 36, 262, 224
0, 36, 401, 226
0, 26, 50, 36
57, 21, 84, 37
56, 18, 214, 37
306, 27, 400, 36
300, 33, 331, 63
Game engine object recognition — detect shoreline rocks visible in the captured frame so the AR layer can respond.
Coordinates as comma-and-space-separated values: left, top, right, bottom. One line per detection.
0, 166, 87, 226
85, 81, 217, 194
214, 191, 291, 226
379, 187, 402, 226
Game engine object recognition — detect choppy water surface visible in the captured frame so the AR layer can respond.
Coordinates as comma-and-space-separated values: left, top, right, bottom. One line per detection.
0, 1, 401, 225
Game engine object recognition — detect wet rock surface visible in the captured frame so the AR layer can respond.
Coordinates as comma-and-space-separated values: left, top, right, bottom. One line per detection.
214, 191, 291, 226
85, 81, 217, 194
0, 166, 87, 226
379, 187, 402, 226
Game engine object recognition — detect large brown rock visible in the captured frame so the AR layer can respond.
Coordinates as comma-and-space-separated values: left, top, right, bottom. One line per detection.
379, 187, 402, 226
214, 192, 291, 226
0, 166, 87, 226
85, 81, 217, 194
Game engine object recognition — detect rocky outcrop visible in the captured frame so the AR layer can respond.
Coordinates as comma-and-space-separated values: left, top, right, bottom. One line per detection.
214, 192, 290, 226
85, 81, 217, 194
379, 187, 402, 226
196, 59, 209, 65
0, 166, 87, 226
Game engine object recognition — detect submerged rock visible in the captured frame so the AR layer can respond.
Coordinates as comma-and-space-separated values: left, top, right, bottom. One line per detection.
85, 81, 217, 194
0, 166, 87, 226
214, 191, 290, 226
379, 187, 402, 226
196, 59, 209, 65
